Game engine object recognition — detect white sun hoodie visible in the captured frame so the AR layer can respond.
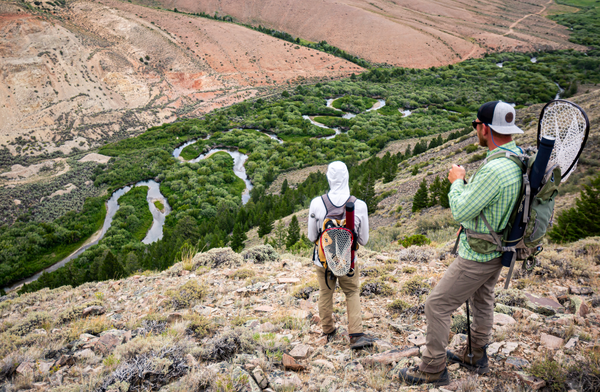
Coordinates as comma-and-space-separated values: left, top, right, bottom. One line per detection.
307, 161, 369, 267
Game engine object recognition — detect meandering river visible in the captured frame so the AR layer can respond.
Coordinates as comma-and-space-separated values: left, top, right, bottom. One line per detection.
4, 180, 170, 293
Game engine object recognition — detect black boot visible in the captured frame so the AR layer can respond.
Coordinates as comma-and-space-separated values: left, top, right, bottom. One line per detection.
446, 344, 489, 374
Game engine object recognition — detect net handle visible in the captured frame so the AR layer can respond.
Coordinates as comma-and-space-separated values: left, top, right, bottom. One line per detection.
346, 202, 355, 268
537, 99, 590, 179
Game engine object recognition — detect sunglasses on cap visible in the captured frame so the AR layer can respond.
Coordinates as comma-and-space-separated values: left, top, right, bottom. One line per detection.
472, 120, 485, 129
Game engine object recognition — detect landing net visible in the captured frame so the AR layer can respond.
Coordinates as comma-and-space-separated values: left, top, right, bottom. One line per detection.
539, 100, 589, 182
320, 227, 353, 276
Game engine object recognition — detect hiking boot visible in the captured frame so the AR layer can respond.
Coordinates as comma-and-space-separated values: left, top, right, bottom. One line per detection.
398, 366, 450, 386
446, 343, 489, 374
322, 328, 337, 343
349, 333, 377, 350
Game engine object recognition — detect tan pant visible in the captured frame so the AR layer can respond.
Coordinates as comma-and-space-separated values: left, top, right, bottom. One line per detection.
315, 264, 363, 335
419, 256, 503, 373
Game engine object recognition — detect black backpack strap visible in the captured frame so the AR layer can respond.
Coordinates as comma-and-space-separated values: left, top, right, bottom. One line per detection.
452, 226, 463, 255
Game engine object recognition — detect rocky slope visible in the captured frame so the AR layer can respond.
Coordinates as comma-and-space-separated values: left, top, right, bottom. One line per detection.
0, 0, 359, 160
1, 239, 599, 391
144, 0, 583, 67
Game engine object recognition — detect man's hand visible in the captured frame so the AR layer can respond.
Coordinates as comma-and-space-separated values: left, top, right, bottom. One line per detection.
448, 164, 466, 184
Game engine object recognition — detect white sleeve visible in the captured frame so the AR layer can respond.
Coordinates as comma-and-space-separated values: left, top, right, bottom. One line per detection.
307, 197, 323, 243
355, 200, 369, 246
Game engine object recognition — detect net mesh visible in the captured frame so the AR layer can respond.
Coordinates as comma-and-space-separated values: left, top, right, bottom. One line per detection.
540, 101, 587, 182
320, 228, 353, 276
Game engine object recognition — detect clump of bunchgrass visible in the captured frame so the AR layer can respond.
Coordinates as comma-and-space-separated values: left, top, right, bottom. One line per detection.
230, 268, 256, 280
184, 314, 214, 339
401, 276, 431, 297
8, 312, 51, 337
166, 280, 207, 310
68, 315, 113, 340
58, 300, 104, 324
450, 314, 468, 334
529, 357, 567, 391
387, 299, 411, 314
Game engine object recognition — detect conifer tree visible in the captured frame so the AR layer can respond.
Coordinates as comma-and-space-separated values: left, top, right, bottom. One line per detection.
383, 161, 397, 183
440, 178, 452, 208
405, 144, 412, 158
429, 176, 443, 206
412, 178, 429, 212
549, 173, 600, 243
230, 223, 247, 252
98, 250, 125, 281
281, 179, 289, 195
357, 174, 377, 214
273, 220, 287, 249
286, 215, 301, 249
258, 212, 273, 237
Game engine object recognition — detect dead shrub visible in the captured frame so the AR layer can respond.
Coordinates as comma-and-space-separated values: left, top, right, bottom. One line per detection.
96, 344, 190, 392
292, 280, 319, 300
200, 329, 255, 362
360, 279, 394, 297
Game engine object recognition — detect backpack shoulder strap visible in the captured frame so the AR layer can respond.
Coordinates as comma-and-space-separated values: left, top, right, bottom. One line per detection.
471, 150, 526, 182
347, 196, 357, 204
321, 194, 334, 215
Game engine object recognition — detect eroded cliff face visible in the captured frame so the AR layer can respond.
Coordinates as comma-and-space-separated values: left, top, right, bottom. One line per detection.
0, 0, 361, 159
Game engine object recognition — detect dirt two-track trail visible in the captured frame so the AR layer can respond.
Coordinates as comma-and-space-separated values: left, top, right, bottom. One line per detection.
504, 0, 555, 36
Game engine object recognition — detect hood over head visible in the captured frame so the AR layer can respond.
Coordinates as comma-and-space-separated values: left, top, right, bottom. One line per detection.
326, 161, 351, 206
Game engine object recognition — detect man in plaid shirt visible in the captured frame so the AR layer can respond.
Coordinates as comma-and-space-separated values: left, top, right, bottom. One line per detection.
399, 101, 524, 386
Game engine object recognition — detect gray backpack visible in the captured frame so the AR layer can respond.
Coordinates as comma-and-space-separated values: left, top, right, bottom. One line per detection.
453, 150, 561, 263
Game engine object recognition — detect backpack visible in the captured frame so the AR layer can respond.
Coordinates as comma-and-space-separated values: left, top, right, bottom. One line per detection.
314, 195, 358, 284
453, 149, 561, 265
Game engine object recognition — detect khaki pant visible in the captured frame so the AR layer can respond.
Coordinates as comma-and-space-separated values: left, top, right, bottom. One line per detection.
419, 256, 503, 373
315, 264, 363, 335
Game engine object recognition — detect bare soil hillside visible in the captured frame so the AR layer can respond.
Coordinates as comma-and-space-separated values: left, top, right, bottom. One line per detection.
0, 0, 360, 160
145, 0, 583, 67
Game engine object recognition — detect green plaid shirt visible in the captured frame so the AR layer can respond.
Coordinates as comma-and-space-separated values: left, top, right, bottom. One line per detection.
449, 141, 523, 262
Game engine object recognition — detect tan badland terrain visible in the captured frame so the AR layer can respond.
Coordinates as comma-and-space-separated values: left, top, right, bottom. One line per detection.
148, 0, 583, 67
0, 0, 360, 158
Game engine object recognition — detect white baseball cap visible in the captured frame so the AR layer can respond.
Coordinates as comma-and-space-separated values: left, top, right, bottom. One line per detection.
477, 101, 524, 135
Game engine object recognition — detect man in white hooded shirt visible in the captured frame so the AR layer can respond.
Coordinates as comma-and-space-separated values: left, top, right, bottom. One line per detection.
308, 161, 373, 349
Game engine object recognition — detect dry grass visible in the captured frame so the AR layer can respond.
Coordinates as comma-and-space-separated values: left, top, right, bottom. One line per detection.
67, 315, 113, 340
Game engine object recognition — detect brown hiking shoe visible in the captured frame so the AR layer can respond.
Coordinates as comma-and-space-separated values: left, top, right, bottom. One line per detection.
398, 366, 450, 386
446, 344, 489, 374
349, 333, 377, 349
